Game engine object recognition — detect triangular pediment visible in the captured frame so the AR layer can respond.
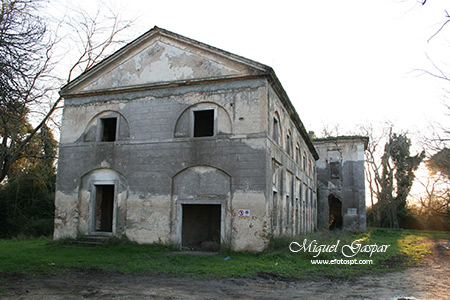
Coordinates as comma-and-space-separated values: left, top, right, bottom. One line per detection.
61, 27, 269, 95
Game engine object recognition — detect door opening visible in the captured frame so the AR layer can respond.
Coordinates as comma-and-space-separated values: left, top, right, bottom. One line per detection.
328, 194, 342, 230
182, 204, 221, 250
94, 185, 114, 232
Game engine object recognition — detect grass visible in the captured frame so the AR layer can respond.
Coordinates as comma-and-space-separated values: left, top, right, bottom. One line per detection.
0, 228, 444, 280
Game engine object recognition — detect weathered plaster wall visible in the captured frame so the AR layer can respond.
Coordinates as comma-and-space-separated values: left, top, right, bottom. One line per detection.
314, 138, 367, 231
54, 79, 271, 251
266, 85, 317, 237
73, 36, 262, 94
54, 27, 321, 251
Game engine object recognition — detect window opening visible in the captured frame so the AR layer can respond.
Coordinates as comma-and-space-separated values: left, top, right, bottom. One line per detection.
194, 109, 214, 137
272, 191, 278, 233
273, 117, 279, 143
295, 197, 299, 235
286, 195, 290, 228
101, 118, 117, 142
330, 161, 340, 179
286, 134, 291, 155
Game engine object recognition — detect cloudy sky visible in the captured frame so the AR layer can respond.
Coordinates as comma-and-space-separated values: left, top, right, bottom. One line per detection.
55, 0, 450, 137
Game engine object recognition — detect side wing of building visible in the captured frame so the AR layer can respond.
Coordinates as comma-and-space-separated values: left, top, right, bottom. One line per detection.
314, 137, 368, 231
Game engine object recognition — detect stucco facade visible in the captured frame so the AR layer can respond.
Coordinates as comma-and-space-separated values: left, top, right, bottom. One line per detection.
314, 137, 368, 231
53, 27, 318, 252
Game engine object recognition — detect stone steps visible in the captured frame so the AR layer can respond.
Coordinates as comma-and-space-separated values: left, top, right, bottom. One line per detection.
72, 235, 111, 245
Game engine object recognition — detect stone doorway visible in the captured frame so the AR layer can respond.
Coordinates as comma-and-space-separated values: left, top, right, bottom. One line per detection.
181, 204, 221, 250
94, 185, 114, 232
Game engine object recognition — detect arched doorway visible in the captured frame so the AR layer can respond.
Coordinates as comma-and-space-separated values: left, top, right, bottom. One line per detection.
79, 168, 128, 236
328, 194, 342, 230
173, 166, 230, 250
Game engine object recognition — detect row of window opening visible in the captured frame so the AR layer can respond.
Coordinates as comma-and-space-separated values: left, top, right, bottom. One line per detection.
92, 108, 216, 143
273, 116, 315, 178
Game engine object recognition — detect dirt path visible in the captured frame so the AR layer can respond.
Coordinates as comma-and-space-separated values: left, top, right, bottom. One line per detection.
1, 239, 449, 300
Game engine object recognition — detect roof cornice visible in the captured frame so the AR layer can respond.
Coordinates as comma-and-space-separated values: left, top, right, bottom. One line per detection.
61, 74, 267, 98
313, 136, 370, 151
266, 68, 319, 160
60, 26, 270, 96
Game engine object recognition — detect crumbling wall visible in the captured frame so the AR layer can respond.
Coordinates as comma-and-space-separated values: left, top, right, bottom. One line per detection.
266, 86, 318, 236
54, 78, 271, 251
314, 138, 367, 231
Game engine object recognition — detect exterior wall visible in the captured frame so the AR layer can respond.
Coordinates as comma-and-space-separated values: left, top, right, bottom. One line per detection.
314, 137, 367, 231
53, 27, 320, 252
54, 79, 272, 251
267, 86, 317, 237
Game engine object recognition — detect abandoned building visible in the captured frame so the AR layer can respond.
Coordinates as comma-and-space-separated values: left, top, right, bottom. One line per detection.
313, 136, 368, 231
53, 26, 366, 252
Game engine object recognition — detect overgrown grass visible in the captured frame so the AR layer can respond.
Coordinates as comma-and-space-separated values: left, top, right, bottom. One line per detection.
0, 228, 444, 280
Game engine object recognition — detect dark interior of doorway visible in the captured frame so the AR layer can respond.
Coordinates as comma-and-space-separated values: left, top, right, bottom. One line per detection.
328, 194, 342, 230
95, 185, 114, 232
182, 204, 221, 250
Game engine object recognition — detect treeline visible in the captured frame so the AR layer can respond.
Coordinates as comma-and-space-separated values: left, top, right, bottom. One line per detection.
0, 125, 56, 238
367, 206, 450, 231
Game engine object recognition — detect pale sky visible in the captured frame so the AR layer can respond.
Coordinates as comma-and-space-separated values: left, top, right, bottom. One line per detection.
120, 0, 450, 137
56, 0, 450, 138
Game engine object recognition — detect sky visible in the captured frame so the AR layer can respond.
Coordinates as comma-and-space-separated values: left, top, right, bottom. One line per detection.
53, 0, 450, 138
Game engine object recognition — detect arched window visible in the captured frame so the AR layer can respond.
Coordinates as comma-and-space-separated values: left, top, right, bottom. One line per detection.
295, 143, 300, 164
286, 130, 292, 156
302, 152, 307, 171
83, 111, 129, 142
273, 113, 281, 144
174, 102, 232, 138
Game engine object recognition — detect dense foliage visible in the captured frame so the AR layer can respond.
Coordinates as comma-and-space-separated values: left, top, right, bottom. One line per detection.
0, 125, 56, 238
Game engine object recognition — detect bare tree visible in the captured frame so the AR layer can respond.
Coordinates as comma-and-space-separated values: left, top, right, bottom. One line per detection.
0, 0, 132, 183
359, 123, 425, 228
359, 123, 391, 226
410, 160, 450, 230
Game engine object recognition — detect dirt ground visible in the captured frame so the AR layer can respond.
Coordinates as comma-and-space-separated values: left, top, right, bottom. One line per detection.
1, 239, 449, 300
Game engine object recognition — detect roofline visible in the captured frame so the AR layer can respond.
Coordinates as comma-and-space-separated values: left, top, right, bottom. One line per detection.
313, 136, 369, 150
266, 68, 319, 160
60, 74, 266, 99
60, 26, 270, 96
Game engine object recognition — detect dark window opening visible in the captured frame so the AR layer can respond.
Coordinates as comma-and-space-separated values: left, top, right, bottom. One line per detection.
286, 195, 290, 227
182, 204, 221, 250
94, 185, 114, 232
273, 118, 279, 143
193, 109, 214, 137
272, 191, 278, 232
101, 118, 117, 142
286, 134, 291, 155
328, 194, 342, 230
295, 197, 299, 235
330, 161, 340, 179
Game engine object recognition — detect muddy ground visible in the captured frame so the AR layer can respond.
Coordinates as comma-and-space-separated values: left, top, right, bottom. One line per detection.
1, 239, 449, 300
